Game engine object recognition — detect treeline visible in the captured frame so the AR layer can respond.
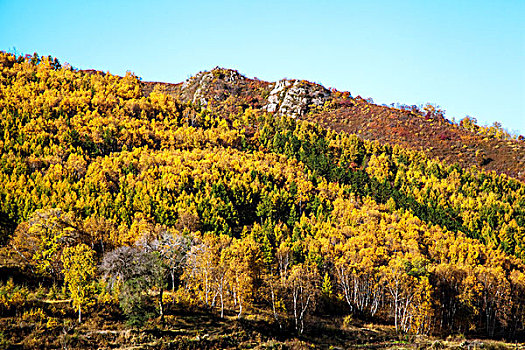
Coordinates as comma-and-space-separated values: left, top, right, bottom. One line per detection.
0, 52, 524, 338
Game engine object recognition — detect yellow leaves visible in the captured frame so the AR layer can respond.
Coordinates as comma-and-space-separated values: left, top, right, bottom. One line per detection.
59, 89, 92, 115
9, 208, 79, 277
182, 233, 263, 316
379, 255, 428, 332
0, 279, 29, 315
115, 71, 141, 100
21, 307, 47, 326
321, 273, 333, 297
62, 244, 96, 284
2, 50, 525, 336
45, 317, 59, 329
64, 153, 87, 181
410, 276, 434, 334
459, 274, 482, 314
222, 236, 263, 309
61, 243, 96, 322
443, 235, 484, 266
316, 179, 344, 202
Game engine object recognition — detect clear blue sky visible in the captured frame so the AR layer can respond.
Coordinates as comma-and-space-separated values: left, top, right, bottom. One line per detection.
1, 0, 524, 135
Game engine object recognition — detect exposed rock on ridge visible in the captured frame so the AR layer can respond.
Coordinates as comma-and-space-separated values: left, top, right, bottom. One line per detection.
263, 79, 333, 118
155, 67, 334, 118
140, 67, 525, 182
179, 68, 248, 106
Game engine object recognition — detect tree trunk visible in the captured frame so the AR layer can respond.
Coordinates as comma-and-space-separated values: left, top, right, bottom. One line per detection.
293, 290, 299, 332
220, 285, 224, 318
270, 279, 281, 328
238, 297, 243, 319
298, 294, 311, 334
159, 288, 164, 323
394, 291, 399, 331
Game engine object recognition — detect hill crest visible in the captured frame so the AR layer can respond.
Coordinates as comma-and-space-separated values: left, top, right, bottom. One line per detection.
142, 67, 525, 182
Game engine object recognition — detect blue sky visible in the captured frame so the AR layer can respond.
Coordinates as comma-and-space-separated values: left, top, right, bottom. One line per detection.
1, 0, 524, 135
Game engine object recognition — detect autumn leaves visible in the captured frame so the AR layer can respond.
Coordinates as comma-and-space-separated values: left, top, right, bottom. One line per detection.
1, 51, 525, 337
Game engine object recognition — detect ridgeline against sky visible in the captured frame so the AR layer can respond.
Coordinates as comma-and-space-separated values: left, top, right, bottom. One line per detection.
1, 0, 523, 135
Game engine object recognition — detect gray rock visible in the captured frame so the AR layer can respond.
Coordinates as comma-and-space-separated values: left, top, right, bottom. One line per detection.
179, 68, 247, 106
263, 79, 331, 118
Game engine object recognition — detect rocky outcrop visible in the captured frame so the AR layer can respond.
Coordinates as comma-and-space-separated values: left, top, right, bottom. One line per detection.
264, 80, 292, 113
142, 67, 334, 118
179, 68, 248, 106
263, 79, 332, 118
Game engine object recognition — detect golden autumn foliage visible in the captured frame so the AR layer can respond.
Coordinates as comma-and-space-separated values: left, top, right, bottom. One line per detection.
0, 51, 524, 339
61, 243, 96, 323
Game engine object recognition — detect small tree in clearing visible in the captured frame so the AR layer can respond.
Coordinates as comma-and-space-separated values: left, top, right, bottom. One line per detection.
61, 243, 96, 323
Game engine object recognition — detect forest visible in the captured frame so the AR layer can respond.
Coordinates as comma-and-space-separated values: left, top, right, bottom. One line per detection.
0, 51, 524, 349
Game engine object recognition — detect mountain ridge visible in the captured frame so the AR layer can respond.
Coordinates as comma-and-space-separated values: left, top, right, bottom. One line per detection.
1, 53, 524, 348
139, 67, 525, 182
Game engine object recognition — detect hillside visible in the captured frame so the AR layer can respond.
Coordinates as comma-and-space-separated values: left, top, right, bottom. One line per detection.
143, 67, 525, 182
0, 52, 524, 349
